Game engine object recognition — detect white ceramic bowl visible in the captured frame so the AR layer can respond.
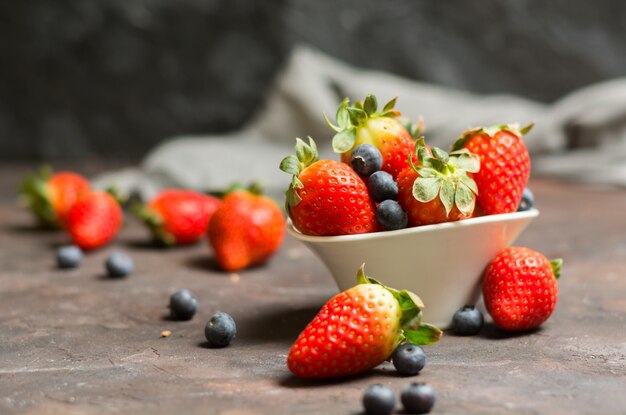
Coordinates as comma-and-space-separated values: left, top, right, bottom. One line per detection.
287, 209, 538, 329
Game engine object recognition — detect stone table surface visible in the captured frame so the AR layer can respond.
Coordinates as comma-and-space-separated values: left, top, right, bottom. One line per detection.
0, 164, 625, 415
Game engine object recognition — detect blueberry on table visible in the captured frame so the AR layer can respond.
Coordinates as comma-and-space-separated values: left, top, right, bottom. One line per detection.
56, 245, 83, 269
452, 305, 484, 336
376, 200, 408, 231
362, 384, 396, 415
169, 289, 198, 320
367, 170, 399, 202
392, 343, 426, 376
517, 187, 534, 211
401, 382, 436, 414
350, 144, 383, 177
105, 251, 134, 278
205, 312, 236, 347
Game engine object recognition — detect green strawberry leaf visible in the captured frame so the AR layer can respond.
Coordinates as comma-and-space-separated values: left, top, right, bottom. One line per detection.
550, 258, 563, 279
413, 177, 441, 203
323, 112, 341, 133
440, 180, 455, 216
382, 97, 397, 113
347, 107, 367, 125
332, 128, 357, 153
459, 172, 479, 195
279, 155, 301, 176
455, 182, 476, 217
404, 323, 443, 346
520, 122, 534, 135
363, 94, 378, 116
381, 109, 401, 118
450, 152, 480, 173
431, 147, 449, 164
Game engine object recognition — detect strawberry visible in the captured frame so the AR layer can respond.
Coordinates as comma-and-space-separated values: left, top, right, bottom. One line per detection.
452, 124, 532, 215
66, 190, 123, 250
208, 188, 285, 272
397, 138, 480, 226
279, 137, 377, 236
482, 247, 562, 331
287, 265, 441, 379
325, 95, 415, 179
20, 167, 90, 228
134, 189, 220, 245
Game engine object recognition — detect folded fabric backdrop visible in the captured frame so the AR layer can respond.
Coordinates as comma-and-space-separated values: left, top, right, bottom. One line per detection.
94, 46, 626, 199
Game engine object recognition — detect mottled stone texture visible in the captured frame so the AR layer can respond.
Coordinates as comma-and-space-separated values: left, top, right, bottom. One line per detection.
1, 0, 625, 159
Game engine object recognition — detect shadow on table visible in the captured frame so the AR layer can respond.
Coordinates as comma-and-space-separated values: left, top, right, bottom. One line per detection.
3, 222, 59, 234
277, 367, 399, 389
240, 304, 324, 343
475, 322, 542, 339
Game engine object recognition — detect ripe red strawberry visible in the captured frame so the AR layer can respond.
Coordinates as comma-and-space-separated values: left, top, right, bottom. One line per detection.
452, 124, 532, 215
134, 189, 220, 245
397, 138, 480, 226
326, 95, 415, 179
287, 265, 441, 379
20, 167, 90, 227
208, 189, 285, 272
483, 247, 562, 331
66, 191, 123, 250
279, 137, 377, 236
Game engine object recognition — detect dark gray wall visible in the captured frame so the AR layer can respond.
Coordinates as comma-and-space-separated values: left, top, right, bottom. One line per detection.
1, 0, 625, 160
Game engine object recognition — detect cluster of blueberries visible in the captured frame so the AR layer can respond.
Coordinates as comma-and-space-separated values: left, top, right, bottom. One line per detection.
364, 343, 431, 414
56, 245, 236, 347
363, 306, 485, 415
350, 144, 408, 231
57, 245, 134, 277
169, 288, 236, 347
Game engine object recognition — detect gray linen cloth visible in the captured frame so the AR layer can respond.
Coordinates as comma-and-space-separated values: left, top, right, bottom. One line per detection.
93, 46, 626, 199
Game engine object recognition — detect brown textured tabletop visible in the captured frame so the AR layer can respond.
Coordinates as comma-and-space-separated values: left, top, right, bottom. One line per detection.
1, 164, 625, 415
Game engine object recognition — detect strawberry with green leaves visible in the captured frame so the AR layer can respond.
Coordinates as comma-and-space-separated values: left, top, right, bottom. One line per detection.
280, 137, 377, 236
452, 124, 532, 215
20, 167, 90, 228
287, 264, 441, 379
134, 189, 220, 245
397, 139, 480, 226
326, 95, 415, 179
208, 187, 285, 272
483, 247, 562, 331
66, 190, 123, 250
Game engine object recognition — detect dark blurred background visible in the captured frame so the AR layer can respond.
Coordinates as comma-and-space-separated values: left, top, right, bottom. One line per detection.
1, 0, 625, 161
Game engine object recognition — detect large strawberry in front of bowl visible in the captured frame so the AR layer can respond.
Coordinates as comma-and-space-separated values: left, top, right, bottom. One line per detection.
326, 94, 415, 179
280, 137, 377, 236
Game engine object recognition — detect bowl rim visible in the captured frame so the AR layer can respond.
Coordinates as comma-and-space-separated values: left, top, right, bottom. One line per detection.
286, 209, 539, 243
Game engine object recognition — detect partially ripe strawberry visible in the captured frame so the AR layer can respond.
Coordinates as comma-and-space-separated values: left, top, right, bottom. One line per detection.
279, 137, 377, 236
208, 189, 285, 272
20, 167, 90, 227
483, 247, 562, 331
66, 191, 123, 250
134, 189, 220, 245
326, 95, 415, 179
453, 124, 532, 215
287, 265, 441, 379
397, 138, 480, 226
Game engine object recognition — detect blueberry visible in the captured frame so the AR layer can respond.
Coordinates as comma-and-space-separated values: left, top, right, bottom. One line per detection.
350, 144, 383, 176
205, 312, 236, 347
376, 200, 408, 231
401, 382, 436, 414
56, 245, 83, 269
367, 171, 398, 202
169, 289, 197, 321
392, 343, 426, 376
105, 251, 134, 278
452, 305, 484, 336
362, 384, 396, 415
517, 187, 534, 211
